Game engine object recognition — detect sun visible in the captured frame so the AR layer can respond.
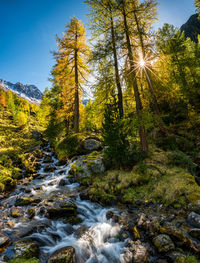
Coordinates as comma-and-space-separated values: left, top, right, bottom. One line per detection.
139, 58, 146, 68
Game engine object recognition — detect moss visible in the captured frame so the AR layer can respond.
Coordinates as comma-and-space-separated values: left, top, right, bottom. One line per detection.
0, 175, 16, 191
168, 151, 196, 175
55, 133, 86, 160
175, 255, 200, 263
8, 257, 39, 263
86, 147, 200, 207
11, 212, 20, 218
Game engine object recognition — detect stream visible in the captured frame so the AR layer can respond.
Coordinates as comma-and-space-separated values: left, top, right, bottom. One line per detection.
0, 146, 133, 263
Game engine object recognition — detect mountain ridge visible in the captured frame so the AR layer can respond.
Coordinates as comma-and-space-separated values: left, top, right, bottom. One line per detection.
0, 79, 42, 104
181, 13, 200, 43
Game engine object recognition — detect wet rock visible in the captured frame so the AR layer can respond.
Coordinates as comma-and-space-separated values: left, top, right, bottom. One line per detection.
13, 240, 39, 259
90, 157, 105, 174
58, 178, 68, 187
10, 208, 21, 218
11, 220, 51, 240
32, 131, 42, 141
47, 246, 75, 263
0, 235, 10, 248
15, 197, 33, 206
43, 155, 54, 163
188, 229, 200, 240
28, 208, 35, 219
79, 189, 89, 200
187, 212, 200, 228
63, 224, 74, 235
83, 138, 101, 152
66, 216, 83, 225
56, 160, 68, 166
153, 234, 175, 253
167, 251, 186, 263
74, 226, 87, 238
44, 166, 56, 173
125, 240, 148, 263
46, 207, 77, 219
106, 210, 119, 223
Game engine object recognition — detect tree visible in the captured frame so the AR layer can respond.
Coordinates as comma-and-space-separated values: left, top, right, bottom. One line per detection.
195, 0, 200, 18
117, 0, 148, 152
86, 0, 124, 117
0, 89, 7, 108
129, 0, 165, 135
53, 17, 90, 133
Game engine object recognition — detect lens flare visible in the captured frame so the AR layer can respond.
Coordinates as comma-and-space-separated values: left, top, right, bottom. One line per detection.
139, 58, 146, 68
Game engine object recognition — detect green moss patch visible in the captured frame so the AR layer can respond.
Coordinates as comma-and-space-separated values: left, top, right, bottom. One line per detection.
86, 147, 200, 207
8, 258, 39, 263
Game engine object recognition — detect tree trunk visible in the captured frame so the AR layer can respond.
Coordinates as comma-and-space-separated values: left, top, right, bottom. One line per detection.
110, 8, 123, 118
74, 31, 79, 133
122, 4, 148, 152
133, 9, 166, 136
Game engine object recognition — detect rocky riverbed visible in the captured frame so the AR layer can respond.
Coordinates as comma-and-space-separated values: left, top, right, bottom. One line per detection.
0, 145, 200, 263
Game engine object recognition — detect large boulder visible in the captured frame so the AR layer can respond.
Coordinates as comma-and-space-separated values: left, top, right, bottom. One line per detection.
83, 138, 101, 152
153, 234, 175, 253
47, 246, 75, 263
187, 212, 200, 228
69, 153, 105, 180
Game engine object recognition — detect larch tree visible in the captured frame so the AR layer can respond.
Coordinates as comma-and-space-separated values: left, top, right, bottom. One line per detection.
86, 0, 124, 118
129, 0, 166, 136
117, 0, 148, 152
53, 17, 90, 133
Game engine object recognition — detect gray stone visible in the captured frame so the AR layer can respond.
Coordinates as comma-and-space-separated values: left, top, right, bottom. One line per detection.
187, 212, 200, 228
124, 240, 148, 263
153, 234, 175, 253
0, 235, 10, 248
90, 157, 105, 174
83, 139, 100, 151
47, 246, 75, 263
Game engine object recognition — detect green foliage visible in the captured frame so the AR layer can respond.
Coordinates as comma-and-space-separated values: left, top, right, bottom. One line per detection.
0, 106, 44, 193
55, 133, 86, 160
102, 103, 145, 168
168, 151, 196, 175
13, 111, 28, 126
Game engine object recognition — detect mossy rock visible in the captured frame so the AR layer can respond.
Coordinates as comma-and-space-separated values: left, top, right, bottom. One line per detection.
46, 207, 77, 219
15, 198, 34, 206
13, 240, 39, 259
8, 258, 39, 263
0, 175, 16, 192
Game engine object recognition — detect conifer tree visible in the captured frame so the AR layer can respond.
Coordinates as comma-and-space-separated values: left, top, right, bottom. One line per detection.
117, 0, 148, 152
86, 0, 124, 117
53, 17, 90, 133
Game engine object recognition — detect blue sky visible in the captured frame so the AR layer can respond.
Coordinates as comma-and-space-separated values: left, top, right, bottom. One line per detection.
0, 0, 196, 92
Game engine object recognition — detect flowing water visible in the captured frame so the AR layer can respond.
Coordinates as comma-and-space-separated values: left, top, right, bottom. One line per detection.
0, 147, 133, 263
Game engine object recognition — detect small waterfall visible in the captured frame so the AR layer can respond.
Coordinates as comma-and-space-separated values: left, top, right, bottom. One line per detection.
0, 147, 132, 263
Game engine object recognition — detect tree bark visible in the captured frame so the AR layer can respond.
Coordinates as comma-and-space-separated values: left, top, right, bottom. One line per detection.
109, 7, 124, 118
122, 3, 148, 152
133, 8, 166, 136
74, 29, 79, 133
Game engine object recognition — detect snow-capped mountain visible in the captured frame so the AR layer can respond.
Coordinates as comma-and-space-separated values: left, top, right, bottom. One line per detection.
0, 79, 42, 104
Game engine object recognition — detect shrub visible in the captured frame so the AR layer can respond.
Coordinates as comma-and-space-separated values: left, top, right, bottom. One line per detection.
13, 111, 28, 126
168, 151, 196, 175
102, 103, 145, 169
